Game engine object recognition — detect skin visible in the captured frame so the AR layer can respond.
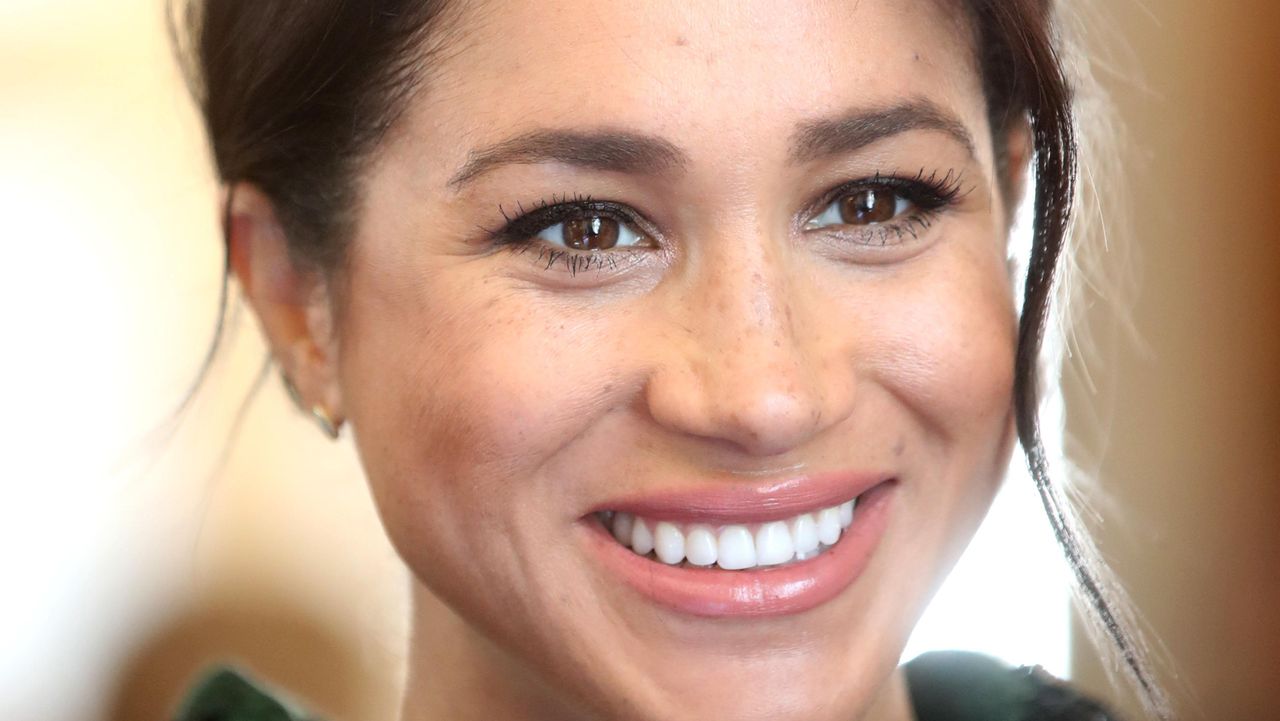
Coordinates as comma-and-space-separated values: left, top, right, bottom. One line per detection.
231, 1, 1030, 719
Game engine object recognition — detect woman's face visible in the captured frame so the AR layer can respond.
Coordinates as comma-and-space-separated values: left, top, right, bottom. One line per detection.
334, 1, 1017, 719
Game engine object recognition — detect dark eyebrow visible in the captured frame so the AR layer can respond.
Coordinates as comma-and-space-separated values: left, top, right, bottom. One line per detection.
448, 100, 973, 189
789, 99, 977, 164
447, 129, 689, 190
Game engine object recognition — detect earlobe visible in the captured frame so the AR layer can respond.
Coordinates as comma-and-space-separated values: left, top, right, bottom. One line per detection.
225, 183, 345, 435
281, 371, 344, 439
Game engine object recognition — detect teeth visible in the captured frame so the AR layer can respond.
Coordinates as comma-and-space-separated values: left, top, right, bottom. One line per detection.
685, 525, 718, 566
755, 521, 795, 566
601, 499, 858, 571
839, 500, 856, 529
653, 522, 685, 565
630, 518, 654, 556
816, 507, 842, 546
790, 513, 820, 556
612, 512, 634, 546
716, 526, 757, 570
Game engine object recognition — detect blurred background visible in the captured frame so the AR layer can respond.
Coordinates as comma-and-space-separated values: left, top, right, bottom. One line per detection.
0, 1, 1275, 720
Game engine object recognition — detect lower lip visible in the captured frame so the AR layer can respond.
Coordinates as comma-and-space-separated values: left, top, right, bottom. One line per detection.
583, 481, 895, 618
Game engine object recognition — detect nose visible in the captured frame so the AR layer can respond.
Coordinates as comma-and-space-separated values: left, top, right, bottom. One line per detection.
643, 237, 857, 458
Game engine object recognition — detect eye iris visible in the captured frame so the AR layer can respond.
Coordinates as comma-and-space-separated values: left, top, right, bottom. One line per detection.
562, 215, 620, 250
838, 188, 897, 225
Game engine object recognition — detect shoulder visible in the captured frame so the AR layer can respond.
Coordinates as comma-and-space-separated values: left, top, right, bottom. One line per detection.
905, 651, 1124, 721
174, 667, 321, 721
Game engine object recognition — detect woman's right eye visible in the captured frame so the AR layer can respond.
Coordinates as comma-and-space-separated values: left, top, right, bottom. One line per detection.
535, 214, 653, 251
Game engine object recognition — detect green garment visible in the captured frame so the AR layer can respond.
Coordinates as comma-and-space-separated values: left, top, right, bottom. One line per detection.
175, 650, 1118, 721
174, 667, 317, 721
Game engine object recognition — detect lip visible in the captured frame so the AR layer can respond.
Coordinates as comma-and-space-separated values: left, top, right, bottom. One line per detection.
587, 470, 890, 524
582, 476, 896, 618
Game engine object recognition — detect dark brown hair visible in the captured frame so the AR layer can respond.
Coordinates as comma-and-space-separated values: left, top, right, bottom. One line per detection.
174, 1, 1166, 716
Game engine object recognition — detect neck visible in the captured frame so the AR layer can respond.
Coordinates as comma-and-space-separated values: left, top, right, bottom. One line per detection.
398, 584, 591, 721
862, 667, 916, 721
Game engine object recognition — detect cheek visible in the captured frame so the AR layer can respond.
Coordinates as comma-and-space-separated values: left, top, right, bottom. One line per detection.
861, 250, 1017, 447
337, 265, 623, 539
858, 242, 1019, 586
829, 242, 1018, 650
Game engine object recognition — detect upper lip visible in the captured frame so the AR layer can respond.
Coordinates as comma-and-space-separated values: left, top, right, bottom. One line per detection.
587, 470, 892, 525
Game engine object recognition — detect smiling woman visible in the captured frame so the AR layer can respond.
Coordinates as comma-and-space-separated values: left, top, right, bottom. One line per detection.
170, 1, 1162, 720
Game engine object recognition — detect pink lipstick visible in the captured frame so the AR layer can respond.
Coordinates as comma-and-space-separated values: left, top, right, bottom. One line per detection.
582, 472, 896, 617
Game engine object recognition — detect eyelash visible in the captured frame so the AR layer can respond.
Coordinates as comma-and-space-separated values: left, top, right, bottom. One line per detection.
807, 168, 967, 246
491, 193, 640, 242
486, 169, 967, 272
486, 194, 652, 276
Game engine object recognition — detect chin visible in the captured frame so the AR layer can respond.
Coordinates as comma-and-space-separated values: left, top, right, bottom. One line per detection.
558, 638, 895, 721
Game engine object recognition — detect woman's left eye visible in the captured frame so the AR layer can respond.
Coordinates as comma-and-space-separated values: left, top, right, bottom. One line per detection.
806, 187, 913, 230
535, 214, 650, 250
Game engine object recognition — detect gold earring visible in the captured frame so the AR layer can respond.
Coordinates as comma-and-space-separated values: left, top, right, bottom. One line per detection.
281, 372, 343, 440
310, 404, 342, 440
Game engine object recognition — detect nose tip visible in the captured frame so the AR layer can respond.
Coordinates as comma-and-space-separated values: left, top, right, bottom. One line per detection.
643, 343, 851, 458
715, 385, 828, 457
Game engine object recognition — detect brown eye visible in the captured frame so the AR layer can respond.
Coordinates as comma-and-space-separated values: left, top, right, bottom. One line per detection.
561, 216, 620, 250
537, 212, 652, 251
838, 188, 900, 225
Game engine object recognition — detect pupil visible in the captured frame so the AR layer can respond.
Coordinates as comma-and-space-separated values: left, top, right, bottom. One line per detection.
563, 216, 620, 250
839, 189, 896, 225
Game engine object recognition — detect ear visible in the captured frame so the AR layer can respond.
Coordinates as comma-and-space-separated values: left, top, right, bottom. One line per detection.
226, 184, 344, 429
1000, 117, 1035, 224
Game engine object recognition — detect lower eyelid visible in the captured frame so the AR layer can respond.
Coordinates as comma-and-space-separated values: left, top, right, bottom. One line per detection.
505, 242, 652, 276
817, 211, 939, 247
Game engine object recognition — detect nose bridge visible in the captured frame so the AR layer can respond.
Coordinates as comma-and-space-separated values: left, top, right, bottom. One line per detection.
697, 238, 801, 372
645, 225, 855, 457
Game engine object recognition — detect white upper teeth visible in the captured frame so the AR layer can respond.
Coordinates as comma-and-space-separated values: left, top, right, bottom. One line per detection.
602, 500, 857, 570
816, 507, 843, 546
653, 522, 684, 565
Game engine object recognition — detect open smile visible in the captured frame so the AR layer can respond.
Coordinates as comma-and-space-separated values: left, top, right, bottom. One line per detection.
597, 498, 857, 570
583, 473, 897, 617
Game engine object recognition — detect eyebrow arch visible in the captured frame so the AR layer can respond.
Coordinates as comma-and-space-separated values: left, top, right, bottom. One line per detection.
447, 99, 975, 190
447, 128, 689, 190
789, 99, 977, 164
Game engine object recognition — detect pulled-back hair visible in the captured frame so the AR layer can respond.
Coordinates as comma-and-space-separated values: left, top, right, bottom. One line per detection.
173, 1, 1167, 716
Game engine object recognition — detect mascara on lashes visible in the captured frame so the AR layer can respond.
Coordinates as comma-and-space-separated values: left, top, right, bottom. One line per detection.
486, 168, 968, 267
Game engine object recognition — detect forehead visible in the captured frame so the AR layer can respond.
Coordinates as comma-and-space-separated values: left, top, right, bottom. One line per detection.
407, 0, 987, 178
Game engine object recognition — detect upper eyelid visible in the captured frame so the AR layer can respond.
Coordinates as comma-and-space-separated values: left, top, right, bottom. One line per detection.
493, 170, 964, 240
799, 174, 965, 227
815, 170, 964, 204
495, 198, 655, 241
